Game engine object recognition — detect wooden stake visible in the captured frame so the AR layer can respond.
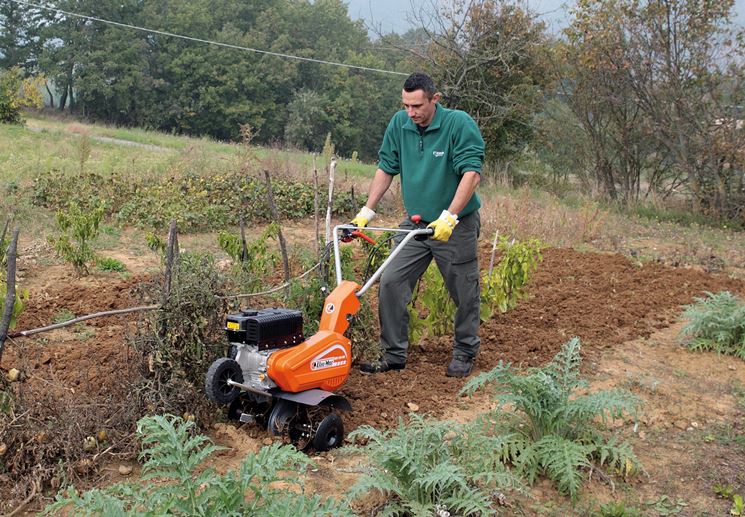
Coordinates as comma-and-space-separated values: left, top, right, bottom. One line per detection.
0, 228, 19, 362
264, 170, 290, 287
351, 185, 358, 213
313, 154, 320, 259
325, 157, 337, 245
160, 220, 179, 339
239, 216, 248, 262
488, 230, 500, 277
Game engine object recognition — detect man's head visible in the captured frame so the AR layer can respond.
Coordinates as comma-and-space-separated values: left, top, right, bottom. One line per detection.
402, 72, 440, 126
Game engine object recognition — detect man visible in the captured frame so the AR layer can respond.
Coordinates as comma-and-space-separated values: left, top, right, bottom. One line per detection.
351, 72, 484, 378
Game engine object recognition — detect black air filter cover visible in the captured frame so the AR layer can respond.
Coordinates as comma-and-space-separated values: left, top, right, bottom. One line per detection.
225, 308, 304, 350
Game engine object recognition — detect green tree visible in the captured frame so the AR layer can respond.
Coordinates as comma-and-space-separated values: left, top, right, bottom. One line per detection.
563, 0, 745, 219
403, 0, 551, 162
0, 0, 39, 70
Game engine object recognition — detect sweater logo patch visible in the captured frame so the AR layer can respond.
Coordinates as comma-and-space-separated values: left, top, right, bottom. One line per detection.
432, 151, 445, 157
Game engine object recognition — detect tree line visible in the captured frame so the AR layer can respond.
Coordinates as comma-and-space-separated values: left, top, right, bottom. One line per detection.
2, 0, 744, 222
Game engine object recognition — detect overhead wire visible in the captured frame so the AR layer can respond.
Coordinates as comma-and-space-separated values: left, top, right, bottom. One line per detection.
9, 0, 409, 76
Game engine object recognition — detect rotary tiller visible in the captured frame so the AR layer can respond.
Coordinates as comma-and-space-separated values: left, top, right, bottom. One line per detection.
205, 219, 433, 451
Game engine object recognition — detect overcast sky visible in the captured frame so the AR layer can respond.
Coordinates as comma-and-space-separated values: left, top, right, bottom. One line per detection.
345, 0, 745, 35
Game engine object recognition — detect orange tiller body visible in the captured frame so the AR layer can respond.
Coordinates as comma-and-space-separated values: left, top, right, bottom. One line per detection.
267, 281, 361, 392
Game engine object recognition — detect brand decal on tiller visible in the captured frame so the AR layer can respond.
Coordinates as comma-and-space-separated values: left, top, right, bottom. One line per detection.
310, 344, 348, 370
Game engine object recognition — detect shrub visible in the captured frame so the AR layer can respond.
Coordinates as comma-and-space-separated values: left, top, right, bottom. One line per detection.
679, 291, 745, 360
462, 338, 642, 499
0, 68, 44, 124
49, 201, 105, 276
481, 236, 543, 320
44, 414, 352, 516
34, 168, 359, 232
347, 413, 522, 516
131, 251, 227, 416
218, 223, 279, 291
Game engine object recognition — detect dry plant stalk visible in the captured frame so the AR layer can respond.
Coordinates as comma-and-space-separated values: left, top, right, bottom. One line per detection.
264, 170, 290, 284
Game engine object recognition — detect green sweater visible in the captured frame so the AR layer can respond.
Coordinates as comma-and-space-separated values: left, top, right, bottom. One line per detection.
377, 104, 484, 222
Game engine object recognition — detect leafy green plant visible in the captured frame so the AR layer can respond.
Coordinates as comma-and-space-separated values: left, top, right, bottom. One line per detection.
52, 308, 76, 324
732, 494, 744, 516
481, 237, 543, 320
679, 291, 745, 360
715, 483, 737, 499
462, 338, 642, 499
0, 67, 44, 124
44, 414, 351, 516
218, 223, 279, 290
347, 413, 521, 516
145, 231, 166, 254
644, 495, 687, 515
408, 264, 455, 343
597, 500, 642, 517
408, 237, 543, 343
50, 201, 105, 276
97, 256, 126, 273
0, 282, 28, 331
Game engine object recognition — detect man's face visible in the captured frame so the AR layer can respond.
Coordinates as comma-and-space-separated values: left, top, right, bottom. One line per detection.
402, 89, 440, 126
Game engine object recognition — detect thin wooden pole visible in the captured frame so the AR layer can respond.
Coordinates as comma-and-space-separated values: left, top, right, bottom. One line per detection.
488, 230, 500, 276
239, 216, 248, 262
0, 229, 20, 362
9, 305, 160, 338
313, 154, 320, 259
159, 220, 179, 339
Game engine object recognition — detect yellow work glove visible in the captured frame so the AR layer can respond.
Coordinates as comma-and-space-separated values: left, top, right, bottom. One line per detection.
427, 210, 458, 242
350, 206, 376, 228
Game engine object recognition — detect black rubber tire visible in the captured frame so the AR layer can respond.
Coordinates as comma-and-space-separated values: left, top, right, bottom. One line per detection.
312, 412, 344, 451
205, 358, 243, 405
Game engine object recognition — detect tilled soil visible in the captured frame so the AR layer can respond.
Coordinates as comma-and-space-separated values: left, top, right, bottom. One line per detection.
7, 246, 743, 434
340, 246, 745, 431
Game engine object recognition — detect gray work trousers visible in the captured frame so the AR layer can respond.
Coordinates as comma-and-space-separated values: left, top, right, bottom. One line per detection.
378, 211, 481, 365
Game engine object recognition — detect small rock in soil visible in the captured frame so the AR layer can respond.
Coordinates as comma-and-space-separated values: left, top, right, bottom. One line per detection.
118, 465, 133, 476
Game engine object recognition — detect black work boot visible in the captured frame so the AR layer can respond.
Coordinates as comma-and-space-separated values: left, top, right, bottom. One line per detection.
359, 358, 405, 374
446, 356, 473, 378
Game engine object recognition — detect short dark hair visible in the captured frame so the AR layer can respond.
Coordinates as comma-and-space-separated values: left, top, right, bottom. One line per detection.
403, 72, 436, 99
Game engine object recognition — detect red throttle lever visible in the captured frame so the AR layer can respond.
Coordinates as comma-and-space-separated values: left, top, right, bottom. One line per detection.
340, 227, 377, 245
351, 229, 376, 245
